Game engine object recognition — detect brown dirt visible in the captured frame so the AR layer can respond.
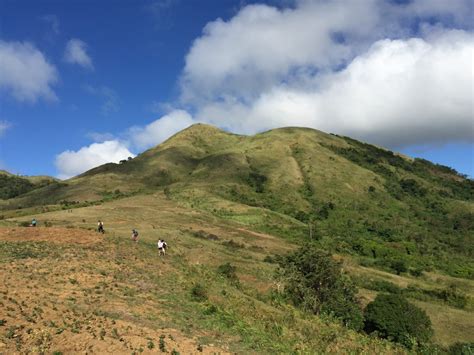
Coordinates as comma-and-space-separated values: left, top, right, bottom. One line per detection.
0, 227, 101, 245
0, 227, 230, 354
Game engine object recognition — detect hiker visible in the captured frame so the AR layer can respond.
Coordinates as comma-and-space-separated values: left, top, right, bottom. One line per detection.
97, 220, 105, 234
31, 218, 37, 227
157, 239, 168, 256
131, 229, 139, 242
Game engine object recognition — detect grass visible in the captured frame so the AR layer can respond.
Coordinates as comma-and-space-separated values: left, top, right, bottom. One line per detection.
0, 124, 472, 352
0, 193, 406, 353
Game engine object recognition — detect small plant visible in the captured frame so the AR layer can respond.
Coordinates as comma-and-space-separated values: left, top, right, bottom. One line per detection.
217, 263, 240, 286
203, 304, 218, 315
171, 349, 180, 355
448, 342, 474, 355
191, 283, 208, 302
112, 328, 120, 339
409, 268, 424, 277
147, 340, 155, 349
159, 334, 166, 352
6, 326, 15, 338
222, 239, 245, 249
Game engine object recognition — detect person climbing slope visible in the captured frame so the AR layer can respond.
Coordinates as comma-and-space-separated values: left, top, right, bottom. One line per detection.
131, 229, 139, 242
97, 220, 105, 234
157, 239, 168, 256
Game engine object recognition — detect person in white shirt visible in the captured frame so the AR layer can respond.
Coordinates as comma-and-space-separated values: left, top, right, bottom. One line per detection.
157, 239, 167, 256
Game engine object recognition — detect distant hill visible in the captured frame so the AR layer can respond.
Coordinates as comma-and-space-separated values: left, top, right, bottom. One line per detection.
0, 170, 58, 200
1, 124, 473, 278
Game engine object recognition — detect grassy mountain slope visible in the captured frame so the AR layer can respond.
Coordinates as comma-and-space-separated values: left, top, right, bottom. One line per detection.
0, 124, 473, 352
0, 170, 58, 200
1, 124, 472, 278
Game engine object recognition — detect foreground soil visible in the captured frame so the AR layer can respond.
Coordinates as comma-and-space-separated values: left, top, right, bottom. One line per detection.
0, 227, 229, 354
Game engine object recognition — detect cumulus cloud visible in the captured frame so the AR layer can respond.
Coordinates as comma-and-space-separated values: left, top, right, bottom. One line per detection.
55, 110, 195, 177
55, 140, 134, 179
64, 39, 93, 69
129, 110, 196, 149
0, 41, 58, 102
179, 0, 474, 148
181, 1, 377, 102
195, 29, 473, 147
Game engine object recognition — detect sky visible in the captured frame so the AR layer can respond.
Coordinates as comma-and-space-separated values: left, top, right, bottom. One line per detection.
0, 0, 473, 179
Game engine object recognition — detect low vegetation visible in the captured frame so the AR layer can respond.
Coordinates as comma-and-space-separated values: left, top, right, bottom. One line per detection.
0, 124, 472, 352
364, 293, 433, 348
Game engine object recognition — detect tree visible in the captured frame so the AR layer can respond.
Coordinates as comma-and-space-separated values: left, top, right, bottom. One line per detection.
277, 246, 363, 330
364, 294, 433, 348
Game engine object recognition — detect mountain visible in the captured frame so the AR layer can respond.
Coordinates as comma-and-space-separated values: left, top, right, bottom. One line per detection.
1, 124, 473, 278
1, 124, 473, 352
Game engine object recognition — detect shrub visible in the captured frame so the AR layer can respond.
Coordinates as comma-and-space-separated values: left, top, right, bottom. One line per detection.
448, 342, 474, 355
277, 246, 363, 330
437, 285, 468, 309
190, 283, 207, 302
409, 268, 424, 277
400, 178, 427, 197
246, 172, 267, 193
217, 263, 240, 286
390, 259, 408, 275
364, 294, 433, 348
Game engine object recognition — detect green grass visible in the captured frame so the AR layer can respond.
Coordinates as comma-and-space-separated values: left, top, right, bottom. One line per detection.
1, 123, 472, 352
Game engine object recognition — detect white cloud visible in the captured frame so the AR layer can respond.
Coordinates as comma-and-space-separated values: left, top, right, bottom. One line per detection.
55, 110, 195, 177
55, 140, 134, 179
64, 39, 93, 69
129, 110, 196, 149
178, 0, 474, 148
181, 1, 377, 102
0, 41, 58, 102
194, 29, 474, 147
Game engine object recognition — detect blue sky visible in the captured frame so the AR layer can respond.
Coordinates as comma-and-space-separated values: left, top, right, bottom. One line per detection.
0, 0, 473, 179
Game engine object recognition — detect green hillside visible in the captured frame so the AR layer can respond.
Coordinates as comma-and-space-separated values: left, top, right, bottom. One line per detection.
0, 124, 473, 352
3, 124, 472, 278
0, 170, 58, 200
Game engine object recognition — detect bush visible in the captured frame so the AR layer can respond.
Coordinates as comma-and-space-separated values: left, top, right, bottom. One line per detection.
217, 263, 240, 286
277, 246, 363, 330
448, 342, 474, 355
364, 294, 433, 348
390, 259, 408, 275
190, 283, 207, 302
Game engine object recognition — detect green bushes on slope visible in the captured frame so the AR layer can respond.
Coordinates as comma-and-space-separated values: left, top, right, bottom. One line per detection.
0, 174, 35, 199
277, 246, 363, 331
364, 293, 433, 348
